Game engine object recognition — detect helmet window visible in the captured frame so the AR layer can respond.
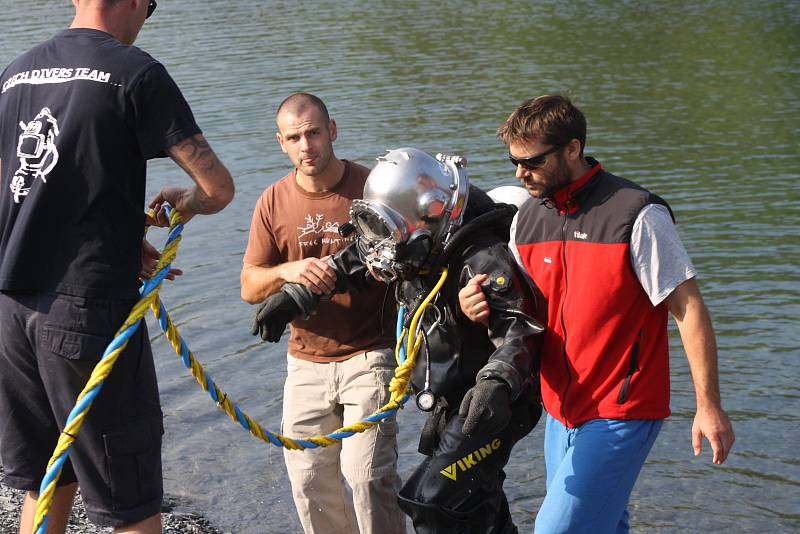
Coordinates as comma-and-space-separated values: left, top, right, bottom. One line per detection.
354, 210, 392, 242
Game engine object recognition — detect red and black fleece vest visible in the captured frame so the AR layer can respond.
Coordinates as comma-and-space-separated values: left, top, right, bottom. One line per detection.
515, 159, 673, 427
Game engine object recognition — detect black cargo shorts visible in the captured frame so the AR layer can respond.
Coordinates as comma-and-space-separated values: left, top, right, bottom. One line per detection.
0, 291, 163, 527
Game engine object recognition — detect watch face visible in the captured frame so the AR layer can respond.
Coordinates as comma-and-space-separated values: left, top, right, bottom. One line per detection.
416, 390, 435, 412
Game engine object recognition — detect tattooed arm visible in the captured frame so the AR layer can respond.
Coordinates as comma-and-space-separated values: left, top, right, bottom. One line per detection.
148, 133, 235, 225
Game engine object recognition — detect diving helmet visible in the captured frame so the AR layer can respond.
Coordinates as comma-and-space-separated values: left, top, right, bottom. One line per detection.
350, 147, 469, 283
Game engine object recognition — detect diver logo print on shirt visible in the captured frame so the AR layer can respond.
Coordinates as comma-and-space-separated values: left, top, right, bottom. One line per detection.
10, 107, 60, 203
297, 213, 352, 249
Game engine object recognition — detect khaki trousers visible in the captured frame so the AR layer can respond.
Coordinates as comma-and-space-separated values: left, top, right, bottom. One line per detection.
282, 349, 406, 534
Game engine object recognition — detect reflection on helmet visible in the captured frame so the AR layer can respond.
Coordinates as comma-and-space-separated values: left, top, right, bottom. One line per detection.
350, 147, 469, 283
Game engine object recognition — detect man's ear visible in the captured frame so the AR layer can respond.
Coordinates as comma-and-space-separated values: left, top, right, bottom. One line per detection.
276, 132, 287, 154
565, 138, 582, 161
328, 119, 338, 142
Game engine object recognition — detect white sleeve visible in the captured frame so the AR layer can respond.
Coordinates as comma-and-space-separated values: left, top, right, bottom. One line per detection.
630, 204, 697, 306
508, 211, 540, 288
508, 211, 524, 269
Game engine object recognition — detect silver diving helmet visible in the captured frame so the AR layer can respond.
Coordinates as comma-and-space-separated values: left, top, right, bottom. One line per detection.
350, 147, 469, 283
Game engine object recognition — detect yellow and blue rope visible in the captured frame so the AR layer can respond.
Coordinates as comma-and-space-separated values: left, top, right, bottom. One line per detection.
33, 207, 447, 532
33, 209, 184, 534
149, 268, 448, 449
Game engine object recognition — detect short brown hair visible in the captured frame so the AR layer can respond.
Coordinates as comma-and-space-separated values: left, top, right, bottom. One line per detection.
497, 94, 586, 154
276, 92, 330, 125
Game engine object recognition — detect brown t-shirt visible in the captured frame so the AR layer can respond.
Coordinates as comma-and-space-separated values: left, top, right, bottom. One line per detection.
244, 160, 395, 362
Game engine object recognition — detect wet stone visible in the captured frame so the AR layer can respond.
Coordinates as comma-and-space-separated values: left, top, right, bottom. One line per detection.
0, 466, 225, 533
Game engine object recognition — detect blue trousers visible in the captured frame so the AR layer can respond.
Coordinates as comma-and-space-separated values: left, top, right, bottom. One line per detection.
534, 414, 662, 534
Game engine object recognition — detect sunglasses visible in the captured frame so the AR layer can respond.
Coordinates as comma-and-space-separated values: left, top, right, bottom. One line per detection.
509, 145, 561, 171
146, 0, 157, 19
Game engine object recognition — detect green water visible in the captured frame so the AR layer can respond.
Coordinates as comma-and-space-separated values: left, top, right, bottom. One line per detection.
1, 1, 798, 532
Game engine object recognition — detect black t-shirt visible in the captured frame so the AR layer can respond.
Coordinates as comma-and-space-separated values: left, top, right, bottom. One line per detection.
0, 29, 200, 299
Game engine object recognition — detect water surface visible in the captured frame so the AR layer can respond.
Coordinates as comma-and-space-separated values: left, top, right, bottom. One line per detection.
1, 1, 798, 532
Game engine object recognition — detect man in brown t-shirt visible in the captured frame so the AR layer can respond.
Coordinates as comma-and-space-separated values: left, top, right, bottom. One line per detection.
240, 93, 404, 534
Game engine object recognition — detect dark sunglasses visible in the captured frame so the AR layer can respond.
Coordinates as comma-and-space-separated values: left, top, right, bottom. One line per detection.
146, 0, 157, 19
509, 145, 561, 171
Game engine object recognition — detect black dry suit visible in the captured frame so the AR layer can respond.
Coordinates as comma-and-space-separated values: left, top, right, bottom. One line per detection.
279, 187, 545, 533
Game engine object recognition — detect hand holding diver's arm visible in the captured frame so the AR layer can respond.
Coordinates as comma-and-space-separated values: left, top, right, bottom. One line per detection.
241, 238, 365, 304
455, 258, 516, 436
148, 133, 234, 225
248, 241, 379, 342
459, 274, 490, 326
241, 257, 336, 304
460, 243, 544, 396
457, 242, 544, 436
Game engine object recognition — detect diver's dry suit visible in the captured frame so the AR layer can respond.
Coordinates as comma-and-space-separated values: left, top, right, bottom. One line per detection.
395, 189, 545, 533
255, 187, 545, 533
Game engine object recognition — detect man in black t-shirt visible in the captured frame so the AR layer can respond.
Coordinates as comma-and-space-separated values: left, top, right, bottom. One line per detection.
0, 1, 234, 533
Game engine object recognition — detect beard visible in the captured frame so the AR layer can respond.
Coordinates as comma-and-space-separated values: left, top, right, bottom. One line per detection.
521, 154, 572, 199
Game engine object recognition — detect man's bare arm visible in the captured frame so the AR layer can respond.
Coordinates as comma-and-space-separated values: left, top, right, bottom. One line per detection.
241, 258, 336, 304
241, 263, 286, 304
148, 133, 235, 224
667, 277, 735, 464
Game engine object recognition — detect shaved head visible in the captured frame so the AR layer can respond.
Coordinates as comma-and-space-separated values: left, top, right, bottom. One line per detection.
72, 0, 150, 45
276, 92, 330, 125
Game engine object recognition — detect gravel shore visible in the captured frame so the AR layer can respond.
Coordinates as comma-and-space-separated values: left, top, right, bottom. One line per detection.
0, 467, 225, 533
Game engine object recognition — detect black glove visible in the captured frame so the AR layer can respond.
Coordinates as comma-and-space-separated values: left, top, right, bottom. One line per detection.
459, 379, 512, 436
251, 290, 302, 342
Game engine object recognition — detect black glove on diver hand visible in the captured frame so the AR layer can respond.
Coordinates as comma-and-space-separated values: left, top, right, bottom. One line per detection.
251, 290, 302, 342
459, 379, 512, 436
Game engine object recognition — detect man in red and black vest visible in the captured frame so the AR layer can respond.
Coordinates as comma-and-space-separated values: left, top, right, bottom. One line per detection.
459, 94, 735, 533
